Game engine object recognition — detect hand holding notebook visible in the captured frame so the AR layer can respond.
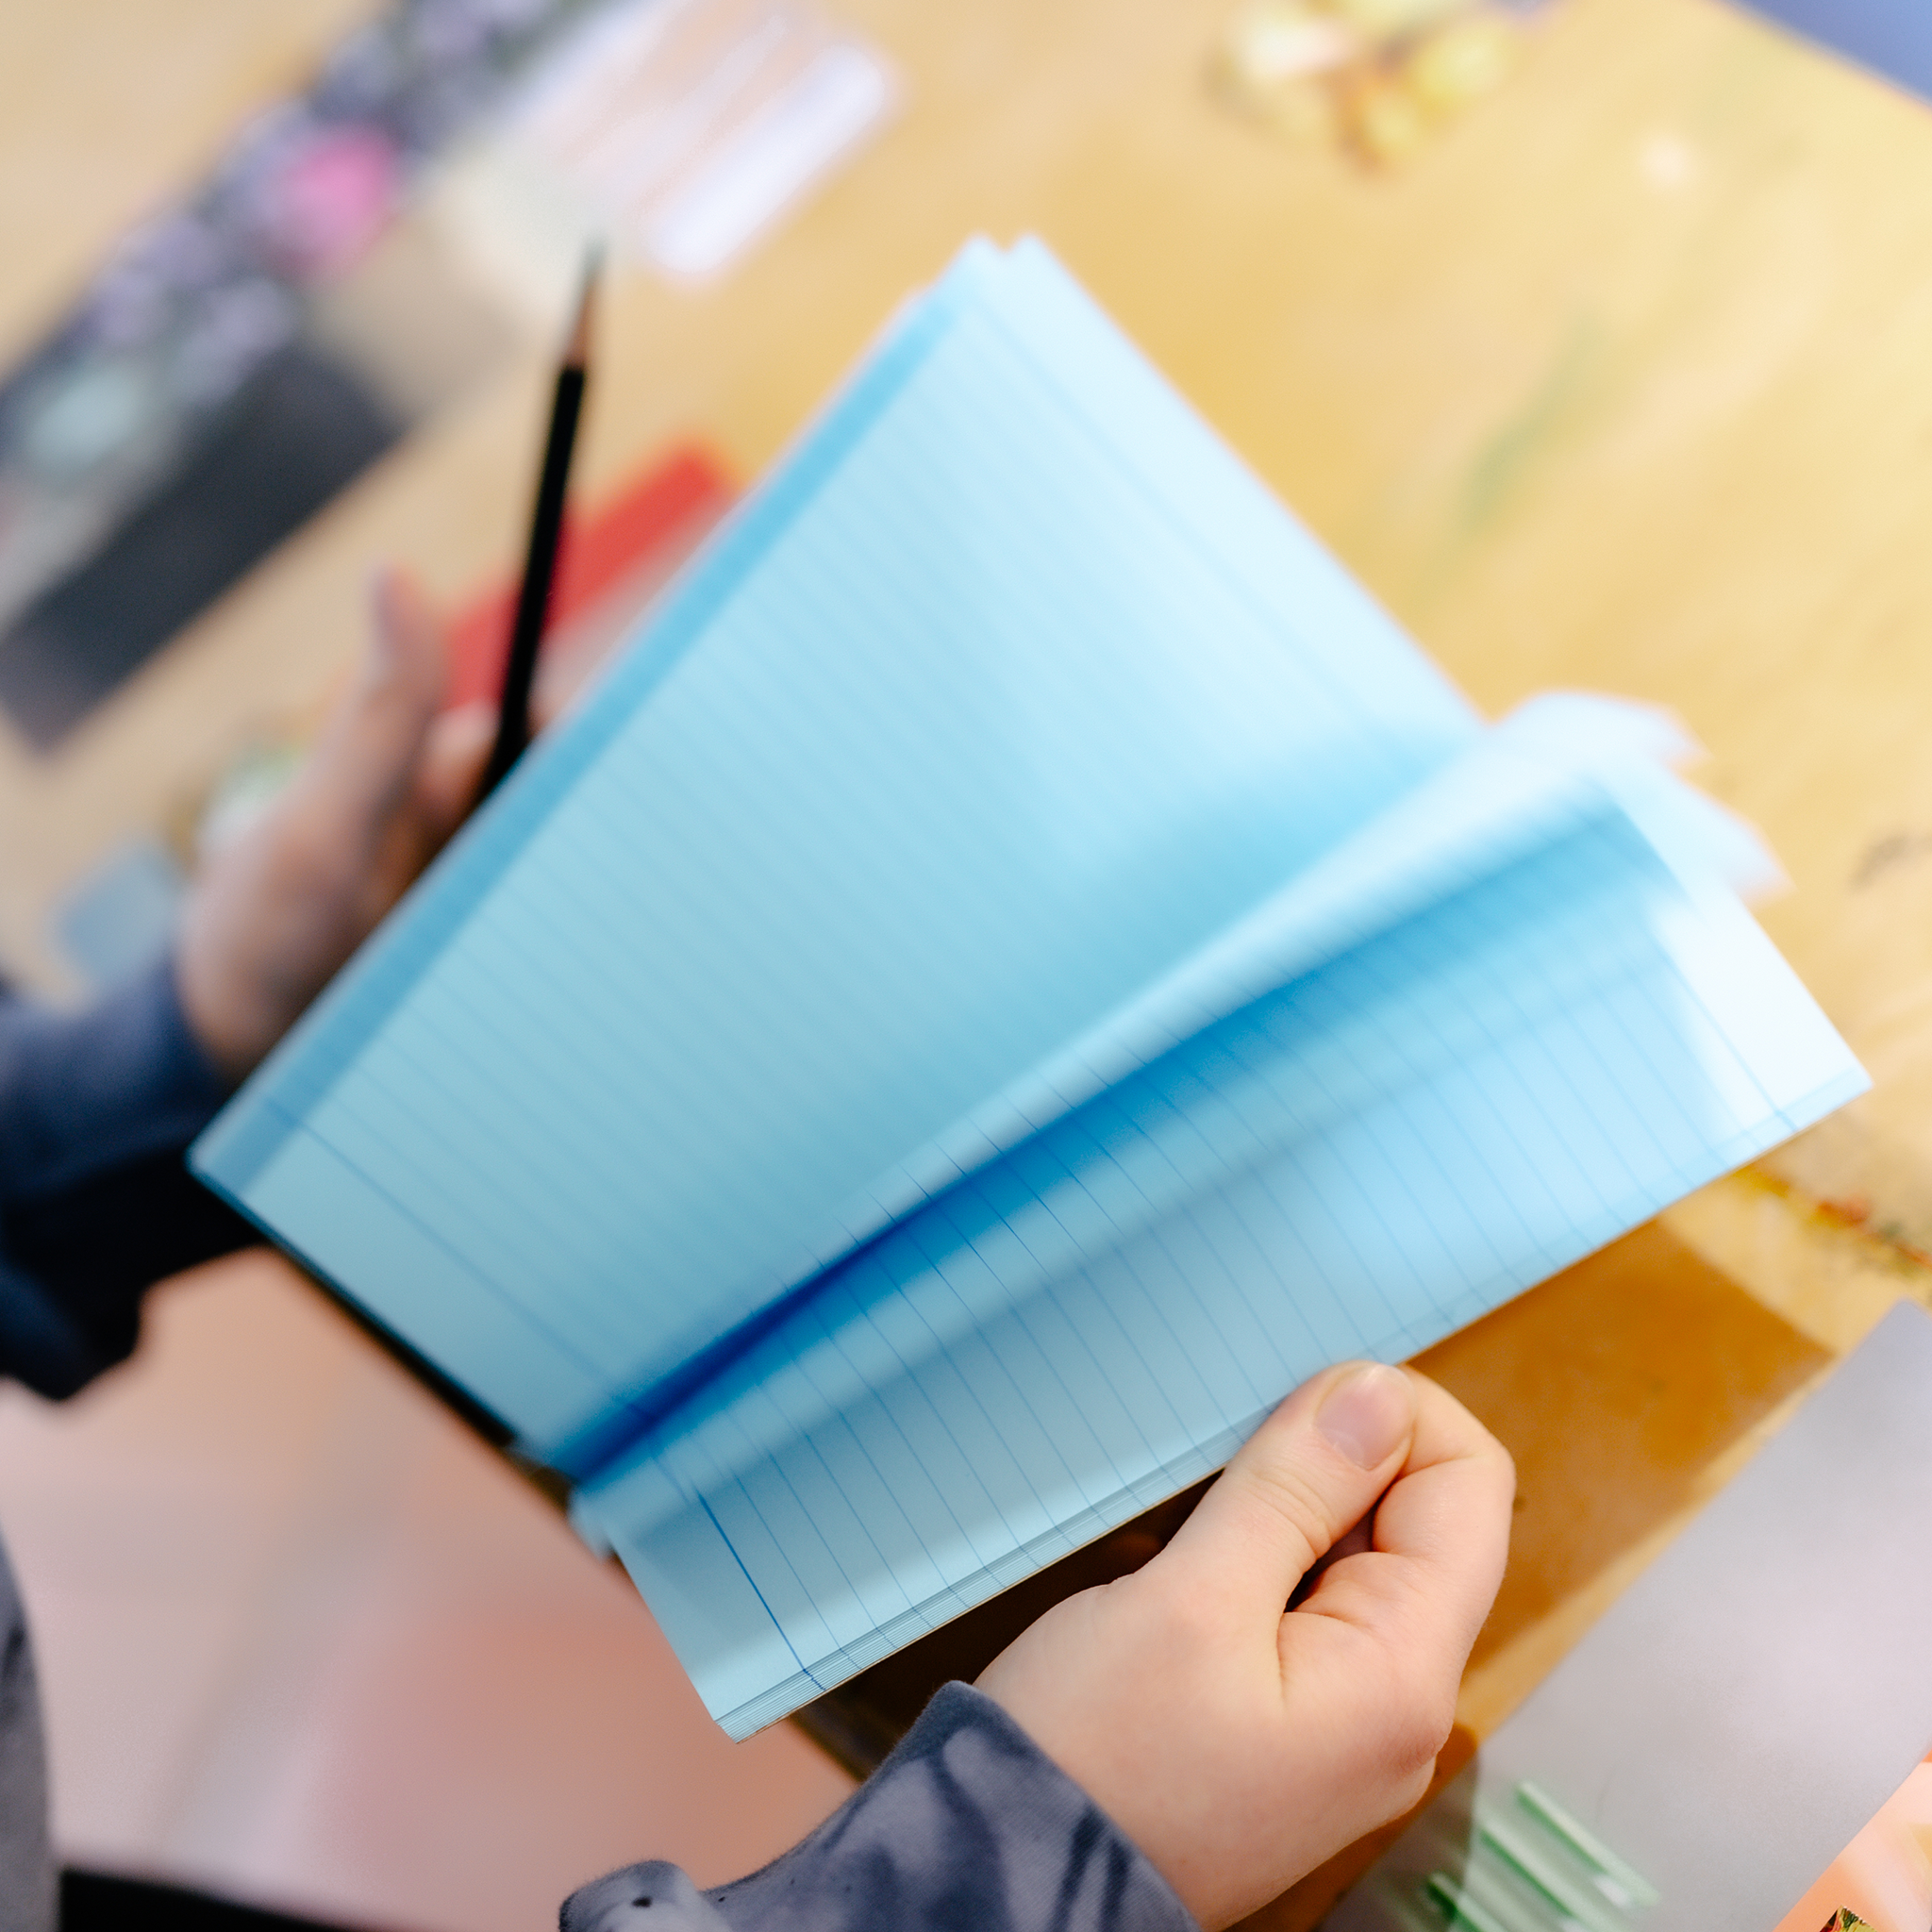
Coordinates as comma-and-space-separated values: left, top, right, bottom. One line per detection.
979, 1359, 1515, 1928
192, 238, 1866, 1738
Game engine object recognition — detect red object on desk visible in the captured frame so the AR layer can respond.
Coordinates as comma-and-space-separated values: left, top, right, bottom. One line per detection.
443, 443, 734, 710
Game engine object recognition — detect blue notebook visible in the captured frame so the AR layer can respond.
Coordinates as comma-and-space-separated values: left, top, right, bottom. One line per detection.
192, 238, 1867, 1739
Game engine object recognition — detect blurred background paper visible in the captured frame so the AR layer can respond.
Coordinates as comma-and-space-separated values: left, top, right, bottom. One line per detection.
1324, 1302, 1932, 1932
1774, 1755, 1932, 1932
0, 0, 569, 749
0, 0, 891, 750
455, 0, 900, 291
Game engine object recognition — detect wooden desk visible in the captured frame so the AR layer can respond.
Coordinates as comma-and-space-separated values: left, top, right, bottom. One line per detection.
5, 0, 1932, 1919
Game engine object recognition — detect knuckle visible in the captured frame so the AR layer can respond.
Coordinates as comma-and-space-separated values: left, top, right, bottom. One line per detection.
1232, 1457, 1341, 1570
1388, 1676, 1457, 1781
1384, 1757, 1437, 1823
1358, 1654, 1457, 1790
1482, 1433, 1519, 1499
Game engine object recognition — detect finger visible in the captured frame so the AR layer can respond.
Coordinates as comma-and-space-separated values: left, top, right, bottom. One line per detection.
370, 568, 447, 705
1290, 1372, 1513, 1683
414, 699, 496, 844
1286, 1508, 1375, 1609
531, 593, 648, 728
294, 570, 449, 851
1155, 1362, 1418, 1624
532, 627, 607, 730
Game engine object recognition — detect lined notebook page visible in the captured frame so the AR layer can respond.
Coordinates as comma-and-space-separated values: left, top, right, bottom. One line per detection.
865, 693, 1779, 1212
195, 239, 1475, 1461
584, 797, 1864, 1737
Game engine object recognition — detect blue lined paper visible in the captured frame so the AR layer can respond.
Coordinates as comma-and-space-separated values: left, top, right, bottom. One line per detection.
196, 238, 1477, 1455
578, 780, 1862, 1734
193, 239, 1865, 1736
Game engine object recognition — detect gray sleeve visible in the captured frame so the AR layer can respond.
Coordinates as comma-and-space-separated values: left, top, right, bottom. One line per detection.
560, 1682, 1197, 1932
0, 1535, 54, 1932
0, 960, 249, 1397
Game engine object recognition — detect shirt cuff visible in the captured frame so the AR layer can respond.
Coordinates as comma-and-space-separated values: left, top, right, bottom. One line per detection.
0, 957, 228, 1201
561, 1682, 1198, 1932
0, 959, 239, 1398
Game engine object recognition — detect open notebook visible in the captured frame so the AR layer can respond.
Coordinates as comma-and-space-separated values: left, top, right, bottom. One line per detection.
192, 238, 1867, 1739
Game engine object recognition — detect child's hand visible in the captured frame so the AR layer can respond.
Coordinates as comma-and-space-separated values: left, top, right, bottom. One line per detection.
177, 572, 492, 1084
976, 1362, 1513, 1929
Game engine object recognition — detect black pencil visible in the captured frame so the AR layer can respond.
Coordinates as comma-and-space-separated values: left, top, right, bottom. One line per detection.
475, 249, 600, 805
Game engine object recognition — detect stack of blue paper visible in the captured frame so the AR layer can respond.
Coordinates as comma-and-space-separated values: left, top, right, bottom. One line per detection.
194, 239, 1865, 1739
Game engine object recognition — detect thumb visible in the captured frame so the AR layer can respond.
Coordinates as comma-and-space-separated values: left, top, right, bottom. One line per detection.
1157, 1363, 1416, 1624
295, 570, 448, 849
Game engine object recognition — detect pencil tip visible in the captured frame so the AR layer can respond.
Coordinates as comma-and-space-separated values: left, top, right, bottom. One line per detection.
565, 243, 602, 365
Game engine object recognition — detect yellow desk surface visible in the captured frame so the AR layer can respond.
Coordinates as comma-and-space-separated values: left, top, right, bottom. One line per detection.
5, 0, 1932, 1916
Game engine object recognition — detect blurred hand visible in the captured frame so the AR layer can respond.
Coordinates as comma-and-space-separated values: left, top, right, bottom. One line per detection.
177, 572, 494, 1084
976, 1363, 1513, 1930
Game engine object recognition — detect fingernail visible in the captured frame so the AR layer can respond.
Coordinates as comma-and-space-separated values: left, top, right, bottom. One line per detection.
1316, 1365, 1413, 1470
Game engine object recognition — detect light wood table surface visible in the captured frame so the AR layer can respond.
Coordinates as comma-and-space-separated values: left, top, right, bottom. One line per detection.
6, 0, 1932, 1921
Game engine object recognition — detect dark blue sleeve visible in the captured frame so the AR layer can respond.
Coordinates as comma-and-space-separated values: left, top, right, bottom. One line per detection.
0, 960, 252, 1397
561, 1682, 1197, 1932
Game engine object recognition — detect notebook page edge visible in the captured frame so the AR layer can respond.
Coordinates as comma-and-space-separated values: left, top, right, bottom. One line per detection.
567, 755, 1848, 1478
993, 237, 1479, 756
192, 237, 998, 1208
803, 700, 1782, 1273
